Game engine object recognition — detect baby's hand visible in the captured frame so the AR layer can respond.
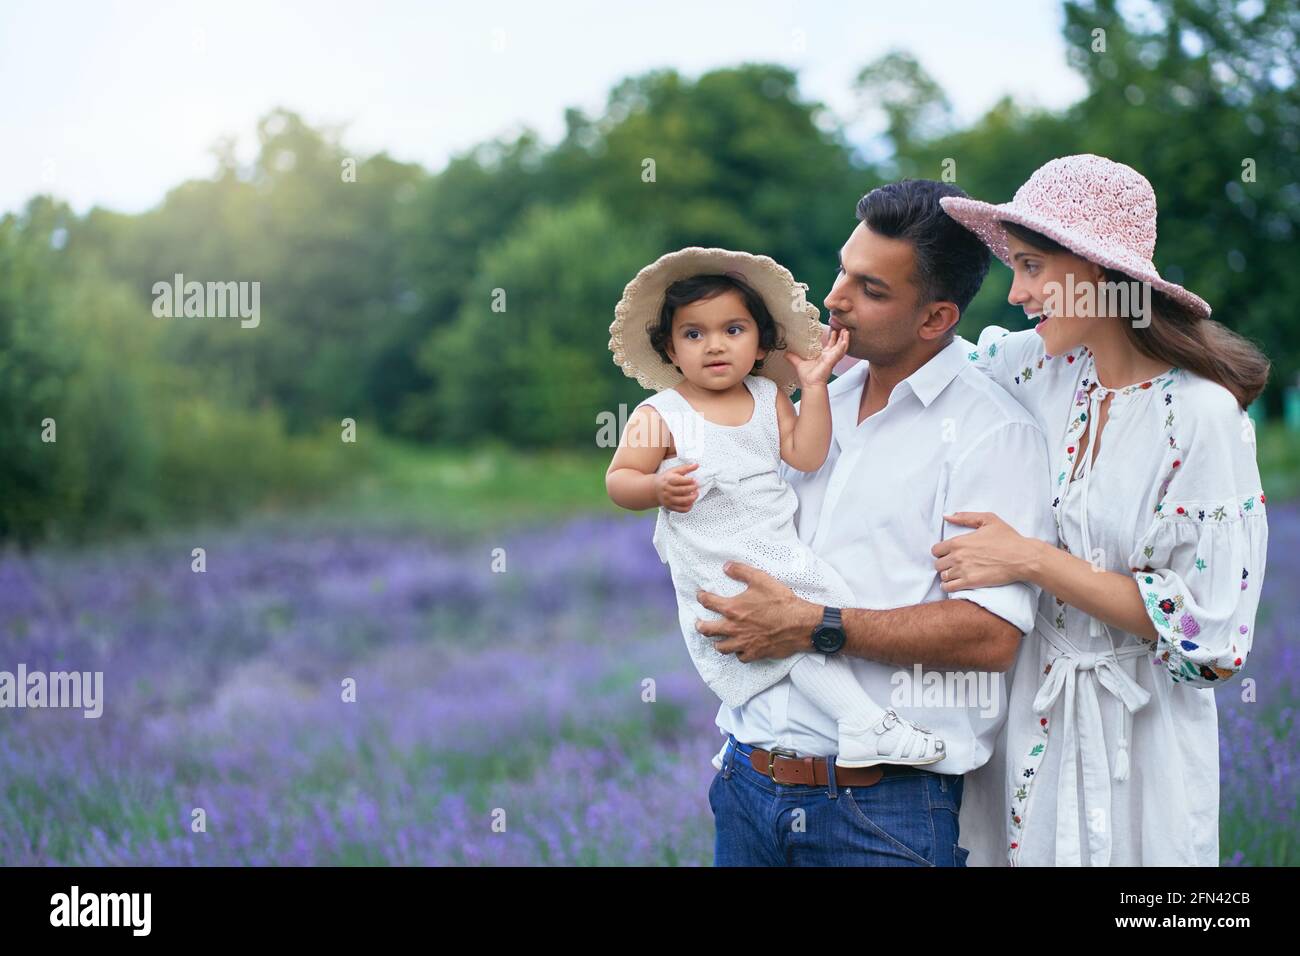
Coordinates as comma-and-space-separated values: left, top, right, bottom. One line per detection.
786, 328, 849, 389
655, 461, 700, 513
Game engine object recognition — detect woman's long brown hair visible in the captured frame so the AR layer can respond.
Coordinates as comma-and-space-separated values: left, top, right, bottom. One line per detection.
1000, 220, 1270, 410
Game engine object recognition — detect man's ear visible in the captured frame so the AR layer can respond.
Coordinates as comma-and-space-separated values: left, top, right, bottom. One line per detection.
919, 301, 961, 342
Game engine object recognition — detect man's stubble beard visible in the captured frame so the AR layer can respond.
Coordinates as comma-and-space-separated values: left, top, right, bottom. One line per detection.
847, 328, 911, 368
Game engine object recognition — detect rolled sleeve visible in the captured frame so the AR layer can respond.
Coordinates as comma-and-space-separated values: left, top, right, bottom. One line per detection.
943, 420, 1056, 636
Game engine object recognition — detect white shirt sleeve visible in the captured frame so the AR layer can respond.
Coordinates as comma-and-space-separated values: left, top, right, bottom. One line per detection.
943, 419, 1057, 636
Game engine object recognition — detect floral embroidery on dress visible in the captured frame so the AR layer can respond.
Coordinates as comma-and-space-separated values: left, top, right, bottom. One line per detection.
1047, 352, 1179, 546
968, 329, 1007, 370
1140, 581, 1241, 683
1152, 495, 1267, 522
1008, 713, 1051, 864
965, 329, 1047, 389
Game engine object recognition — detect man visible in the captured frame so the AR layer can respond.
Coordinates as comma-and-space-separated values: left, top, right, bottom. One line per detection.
697, 179, 1056, 866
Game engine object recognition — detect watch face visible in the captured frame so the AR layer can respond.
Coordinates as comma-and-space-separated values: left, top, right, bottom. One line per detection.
813, 626, 845, 653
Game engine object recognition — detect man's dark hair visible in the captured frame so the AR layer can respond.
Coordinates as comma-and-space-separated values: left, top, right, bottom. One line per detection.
855, 179, 991, 318
646, 274, 786, 373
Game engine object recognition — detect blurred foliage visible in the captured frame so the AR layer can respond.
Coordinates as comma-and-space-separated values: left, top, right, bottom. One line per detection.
407, 63, 864, 442
420, 197, 662, 446
0, 191, 368, 546
1, 0, 1296, 542
935, 0, 1300, 407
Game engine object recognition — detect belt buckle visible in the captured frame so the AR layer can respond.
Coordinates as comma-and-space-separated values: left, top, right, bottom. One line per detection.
766, 746, 799, 783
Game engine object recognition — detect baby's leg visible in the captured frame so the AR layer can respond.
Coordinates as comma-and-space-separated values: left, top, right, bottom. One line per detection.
787, 654, 946, 768
787, 653, 885, 735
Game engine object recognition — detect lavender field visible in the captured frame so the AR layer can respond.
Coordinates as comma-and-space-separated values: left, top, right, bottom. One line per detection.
0, 503, 1295, 865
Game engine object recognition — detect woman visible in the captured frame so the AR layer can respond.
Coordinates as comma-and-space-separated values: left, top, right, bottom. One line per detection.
932, 154, 1270, 865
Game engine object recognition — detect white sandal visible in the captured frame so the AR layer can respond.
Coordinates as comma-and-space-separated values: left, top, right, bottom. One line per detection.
835, 709, 947, 768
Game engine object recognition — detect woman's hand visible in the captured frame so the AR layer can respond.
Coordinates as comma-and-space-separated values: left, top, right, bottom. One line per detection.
654, 461, 700, 512
932, 512, 1035, 591
787, 328, 849, 389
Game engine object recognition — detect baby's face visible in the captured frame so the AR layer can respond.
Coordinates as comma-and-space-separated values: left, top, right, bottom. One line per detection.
664, 289, 766, 390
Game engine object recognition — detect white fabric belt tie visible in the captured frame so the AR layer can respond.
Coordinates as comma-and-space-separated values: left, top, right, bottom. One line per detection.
1031, 613, 1151, 866
1035, 382, 1151, 864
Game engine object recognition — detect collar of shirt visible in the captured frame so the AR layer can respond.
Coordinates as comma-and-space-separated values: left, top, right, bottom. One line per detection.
827, 336, 970, 448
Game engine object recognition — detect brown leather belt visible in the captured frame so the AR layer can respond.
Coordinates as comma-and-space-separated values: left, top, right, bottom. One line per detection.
741, 744, 887, 787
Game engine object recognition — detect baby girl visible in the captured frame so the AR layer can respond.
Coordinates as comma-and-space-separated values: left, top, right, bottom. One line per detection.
605, 247, 944, 769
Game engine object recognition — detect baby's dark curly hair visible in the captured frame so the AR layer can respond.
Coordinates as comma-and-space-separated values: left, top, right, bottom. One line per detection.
645, 273, 785, 375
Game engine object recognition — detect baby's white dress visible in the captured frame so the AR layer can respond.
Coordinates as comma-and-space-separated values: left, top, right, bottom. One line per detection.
639, 374, 856, 709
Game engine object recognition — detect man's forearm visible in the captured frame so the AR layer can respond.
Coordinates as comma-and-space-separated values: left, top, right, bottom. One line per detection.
836, 598, 1021, 672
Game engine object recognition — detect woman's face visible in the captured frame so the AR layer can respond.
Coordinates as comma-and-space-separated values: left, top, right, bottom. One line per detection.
664, 289, 766, 390
1005, 234, 1106, 357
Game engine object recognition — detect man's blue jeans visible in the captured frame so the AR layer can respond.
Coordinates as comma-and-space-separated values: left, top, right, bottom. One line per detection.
709, 734, 970, 866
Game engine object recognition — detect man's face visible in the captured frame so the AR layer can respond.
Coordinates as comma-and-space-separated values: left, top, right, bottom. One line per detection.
824, 222, 931, 364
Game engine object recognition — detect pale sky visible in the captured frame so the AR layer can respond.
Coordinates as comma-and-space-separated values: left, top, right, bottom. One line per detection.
0, 0, 1088, 216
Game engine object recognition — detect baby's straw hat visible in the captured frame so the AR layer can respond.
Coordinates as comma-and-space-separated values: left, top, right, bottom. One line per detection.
608, 247, 824, 394
939, 153, 1211, 319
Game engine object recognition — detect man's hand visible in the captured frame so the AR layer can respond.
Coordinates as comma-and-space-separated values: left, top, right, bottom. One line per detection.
695, 562, 821, 662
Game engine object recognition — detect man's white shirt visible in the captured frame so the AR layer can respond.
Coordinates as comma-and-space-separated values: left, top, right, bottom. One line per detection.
714, 334, 1056, 776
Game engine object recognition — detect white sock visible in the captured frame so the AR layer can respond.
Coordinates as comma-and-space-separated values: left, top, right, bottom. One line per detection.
789, 653, 886, 736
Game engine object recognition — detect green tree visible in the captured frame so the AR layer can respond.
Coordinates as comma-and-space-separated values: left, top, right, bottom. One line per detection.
1058, 0, 1300, 410
852, 50, 954, 171
422, 197, 661, 447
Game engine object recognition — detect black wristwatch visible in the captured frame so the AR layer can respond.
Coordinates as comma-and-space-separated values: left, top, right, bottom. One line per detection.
811, 606, 846, 654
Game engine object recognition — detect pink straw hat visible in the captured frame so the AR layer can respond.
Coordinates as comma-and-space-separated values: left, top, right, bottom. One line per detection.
939, 154, 1211, 319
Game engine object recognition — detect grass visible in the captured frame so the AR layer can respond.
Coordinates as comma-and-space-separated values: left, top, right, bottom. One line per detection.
1258, 421, 1300, 502
339, 421, 1300, 535
282, 433, 626, 538
27, 417, 1298, 559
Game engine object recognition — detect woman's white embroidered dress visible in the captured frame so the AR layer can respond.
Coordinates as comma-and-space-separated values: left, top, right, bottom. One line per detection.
966, 326, 1268, 865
